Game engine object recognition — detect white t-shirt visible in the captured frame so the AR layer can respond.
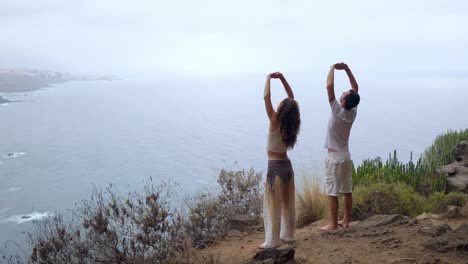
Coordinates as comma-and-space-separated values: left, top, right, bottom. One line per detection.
324, 99, 357, 153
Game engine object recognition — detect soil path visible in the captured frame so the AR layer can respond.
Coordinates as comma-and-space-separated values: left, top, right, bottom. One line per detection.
204, 216, 468, 264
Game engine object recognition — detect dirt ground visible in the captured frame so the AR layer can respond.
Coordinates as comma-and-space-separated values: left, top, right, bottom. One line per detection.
203, 216, 468, 264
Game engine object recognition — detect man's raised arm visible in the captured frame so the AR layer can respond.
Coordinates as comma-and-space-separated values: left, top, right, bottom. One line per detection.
336, 63, 359, 93
326, 64, 336, 103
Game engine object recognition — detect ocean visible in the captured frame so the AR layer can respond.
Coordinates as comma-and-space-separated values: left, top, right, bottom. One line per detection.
1, 71, 467, 248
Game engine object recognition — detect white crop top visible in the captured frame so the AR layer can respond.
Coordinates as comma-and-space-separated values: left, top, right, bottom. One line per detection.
267, 129, 288, 153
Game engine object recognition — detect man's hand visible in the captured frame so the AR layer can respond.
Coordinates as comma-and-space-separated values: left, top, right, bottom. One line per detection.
269, 72, 283, 79
334, 62, 349, 70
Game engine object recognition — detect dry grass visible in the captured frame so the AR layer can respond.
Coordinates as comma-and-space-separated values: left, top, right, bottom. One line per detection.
296, 174, 329, 228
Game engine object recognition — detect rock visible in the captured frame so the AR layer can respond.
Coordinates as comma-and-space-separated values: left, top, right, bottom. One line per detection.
229, 214, 261, 232
439, 206, 463, 219
462, 203, 468, 218
422, 224, 468, 252
416, 213, 440, 221
419, 224, 453, 237
348, 214, 409, 230
437, 141, 468, 194
325, 215, 408, 238
453, 140, 468, 161
245, 245, 295, 264
416, 206, 464, 222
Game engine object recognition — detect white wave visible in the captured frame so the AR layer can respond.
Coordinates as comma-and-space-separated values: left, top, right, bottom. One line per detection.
4, 152, 26, 158
1, 211, 53, 224
8, 187, 23, 192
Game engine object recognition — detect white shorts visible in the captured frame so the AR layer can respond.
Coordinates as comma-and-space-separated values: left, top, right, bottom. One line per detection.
325, 152, 352, 197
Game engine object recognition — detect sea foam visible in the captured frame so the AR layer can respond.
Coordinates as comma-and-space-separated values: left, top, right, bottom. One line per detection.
1, 211, 53, 224
3, 152, 26, 158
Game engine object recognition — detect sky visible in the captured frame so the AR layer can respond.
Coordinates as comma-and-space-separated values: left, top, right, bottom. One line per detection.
0, 0, 467, 76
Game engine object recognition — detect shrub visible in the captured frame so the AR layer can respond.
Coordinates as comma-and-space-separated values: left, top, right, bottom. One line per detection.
424, 192, 467, 214
352, 182, 425, 220
217, 168, 263, 219
1, 181, 219, 264
296, 174, 328, 228
185, 190, 229, 249
185, 168, 263, 248
2, 167, 263, 263
351, 182, 467, 220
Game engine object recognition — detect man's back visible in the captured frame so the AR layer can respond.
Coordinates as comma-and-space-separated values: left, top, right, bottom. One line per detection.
325, 99, 357, 153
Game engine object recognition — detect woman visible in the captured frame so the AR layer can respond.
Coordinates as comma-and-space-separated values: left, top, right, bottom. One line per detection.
260, 72, 301, 248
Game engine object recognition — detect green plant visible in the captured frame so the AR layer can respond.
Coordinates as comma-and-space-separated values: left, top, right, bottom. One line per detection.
422, 129, 468, 167
353, 151, 445, 195
353, 130, 468, 195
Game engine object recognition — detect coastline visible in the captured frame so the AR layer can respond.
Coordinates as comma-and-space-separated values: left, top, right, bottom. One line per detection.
0, 69, 117, 94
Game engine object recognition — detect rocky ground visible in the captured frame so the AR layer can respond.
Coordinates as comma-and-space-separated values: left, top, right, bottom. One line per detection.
203, 213, 468, 264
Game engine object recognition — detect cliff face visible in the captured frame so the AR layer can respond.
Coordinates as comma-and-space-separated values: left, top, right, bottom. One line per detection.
437, 141, 468, 194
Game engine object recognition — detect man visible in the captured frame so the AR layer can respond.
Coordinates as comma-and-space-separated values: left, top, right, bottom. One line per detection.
320, 62, 360, 231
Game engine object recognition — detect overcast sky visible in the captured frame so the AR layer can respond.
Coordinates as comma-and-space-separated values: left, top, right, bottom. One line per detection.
1, 0, 467, 75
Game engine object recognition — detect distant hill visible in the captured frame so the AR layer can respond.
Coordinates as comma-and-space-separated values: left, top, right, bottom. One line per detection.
0, 69, 117, 93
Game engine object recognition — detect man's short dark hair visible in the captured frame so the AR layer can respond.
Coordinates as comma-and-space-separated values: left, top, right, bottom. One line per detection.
344, 90, 360, 110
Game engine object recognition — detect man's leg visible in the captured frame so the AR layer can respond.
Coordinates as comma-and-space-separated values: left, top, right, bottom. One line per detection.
339, 159, 353, 227
320, 154, 340, 231
340, 193, 352, 227
320, 195, 339, 230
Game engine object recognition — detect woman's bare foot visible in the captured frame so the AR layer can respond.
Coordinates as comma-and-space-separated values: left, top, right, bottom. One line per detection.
258, 241, 280, 249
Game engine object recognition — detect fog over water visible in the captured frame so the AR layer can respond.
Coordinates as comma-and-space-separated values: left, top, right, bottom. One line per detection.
1, 0, 467, 75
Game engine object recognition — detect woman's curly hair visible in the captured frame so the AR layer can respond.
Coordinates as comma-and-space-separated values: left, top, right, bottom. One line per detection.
277, 98, 301, 149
